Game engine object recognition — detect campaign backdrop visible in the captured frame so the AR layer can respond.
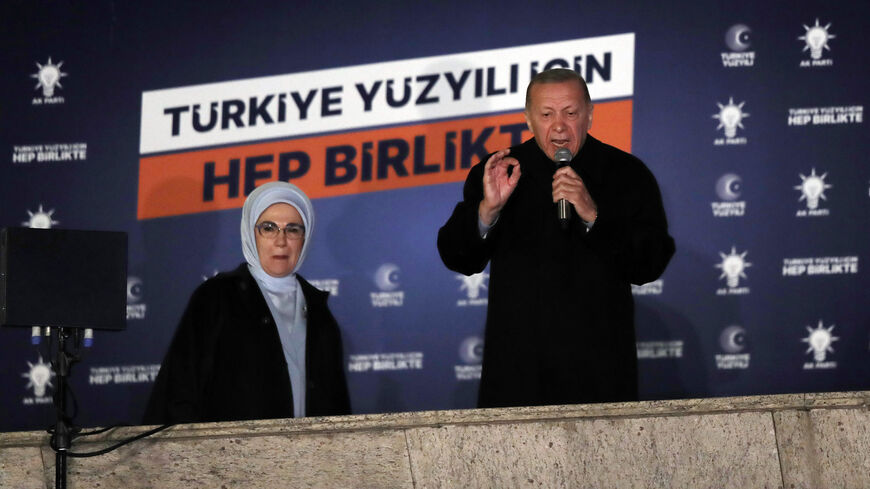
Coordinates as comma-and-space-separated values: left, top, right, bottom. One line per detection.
1, 0, 868, 432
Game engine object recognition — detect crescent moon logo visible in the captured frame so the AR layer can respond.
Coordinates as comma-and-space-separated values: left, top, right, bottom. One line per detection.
719, 325, 747, 353
715, 173, 742, 201
725, 24, 751, 52
374, 263, 400, 291
459, 336, 484, 364
127, 277, 143, 303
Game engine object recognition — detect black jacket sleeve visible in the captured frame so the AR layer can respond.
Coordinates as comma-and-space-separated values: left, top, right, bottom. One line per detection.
142, 281, 222, 425
582, 147, 675, 285
437, 160, 497, 276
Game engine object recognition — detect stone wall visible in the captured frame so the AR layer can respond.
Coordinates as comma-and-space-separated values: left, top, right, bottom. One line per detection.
1, 391, 868, 488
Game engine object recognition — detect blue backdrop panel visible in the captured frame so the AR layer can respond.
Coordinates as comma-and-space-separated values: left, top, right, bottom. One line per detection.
1, 0, 868, 432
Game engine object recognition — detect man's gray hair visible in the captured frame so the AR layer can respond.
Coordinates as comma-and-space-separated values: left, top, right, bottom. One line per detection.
524, 68, 591, 110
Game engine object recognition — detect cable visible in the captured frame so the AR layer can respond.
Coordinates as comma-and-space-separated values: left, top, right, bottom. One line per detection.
75, 423, 132, 437
40, 329, 173, 459
57, 424, 174, 458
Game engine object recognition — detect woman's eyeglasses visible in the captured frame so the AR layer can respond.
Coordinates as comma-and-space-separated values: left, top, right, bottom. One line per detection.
256, 221, 305, 240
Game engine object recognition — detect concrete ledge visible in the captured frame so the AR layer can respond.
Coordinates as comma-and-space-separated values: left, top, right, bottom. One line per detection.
1, 391, 868, 488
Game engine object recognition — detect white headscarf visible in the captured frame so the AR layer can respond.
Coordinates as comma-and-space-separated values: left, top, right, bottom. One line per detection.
240, 181, 315, 292
240, 181, 314, 417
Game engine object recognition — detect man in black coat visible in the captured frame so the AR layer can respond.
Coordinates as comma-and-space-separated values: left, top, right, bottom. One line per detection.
437, 68, 674, 408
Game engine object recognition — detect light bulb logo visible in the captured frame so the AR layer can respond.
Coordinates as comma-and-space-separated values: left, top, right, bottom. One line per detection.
22, 204, 60, 229
458, 272, 489, 299
795, 168, 832, 210
201, 269, 220, 281
798, 19, 836, 60
716, 246, 751, 288
31, 57, 67, 97
713, 97, 749, 138
802, 320, 838, 362
22, 356, 55, 397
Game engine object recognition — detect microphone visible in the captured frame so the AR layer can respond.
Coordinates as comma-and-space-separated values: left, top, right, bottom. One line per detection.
554, 148, 573, 229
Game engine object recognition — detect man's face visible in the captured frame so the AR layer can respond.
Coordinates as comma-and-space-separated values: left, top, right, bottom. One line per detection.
524, 80, 593, 160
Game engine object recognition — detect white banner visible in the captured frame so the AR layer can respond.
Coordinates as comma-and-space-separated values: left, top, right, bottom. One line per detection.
140, 33, 635, 154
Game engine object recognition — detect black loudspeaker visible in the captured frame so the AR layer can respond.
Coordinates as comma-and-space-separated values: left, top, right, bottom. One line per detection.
0, 227, 127, 331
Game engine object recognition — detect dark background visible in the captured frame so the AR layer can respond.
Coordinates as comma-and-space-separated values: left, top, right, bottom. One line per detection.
1, 0, 868, 432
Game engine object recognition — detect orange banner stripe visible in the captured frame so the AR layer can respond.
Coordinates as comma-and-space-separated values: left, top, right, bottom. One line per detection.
138, 100, 631, 220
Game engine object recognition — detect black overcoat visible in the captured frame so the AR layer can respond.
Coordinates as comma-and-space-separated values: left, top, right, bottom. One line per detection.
143, 264, 351, 424
437, 136, 675, 408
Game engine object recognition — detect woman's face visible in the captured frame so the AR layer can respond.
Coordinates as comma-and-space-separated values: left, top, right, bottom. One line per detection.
255, 203, 305, 277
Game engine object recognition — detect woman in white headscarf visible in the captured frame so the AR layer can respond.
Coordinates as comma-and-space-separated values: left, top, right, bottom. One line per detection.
144, 182, 350, 424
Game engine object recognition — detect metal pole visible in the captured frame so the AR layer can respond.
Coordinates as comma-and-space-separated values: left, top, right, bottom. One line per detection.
51, 328, 71, 489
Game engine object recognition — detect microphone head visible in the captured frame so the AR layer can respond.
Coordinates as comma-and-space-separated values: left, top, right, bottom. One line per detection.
554, 148, 572, 164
